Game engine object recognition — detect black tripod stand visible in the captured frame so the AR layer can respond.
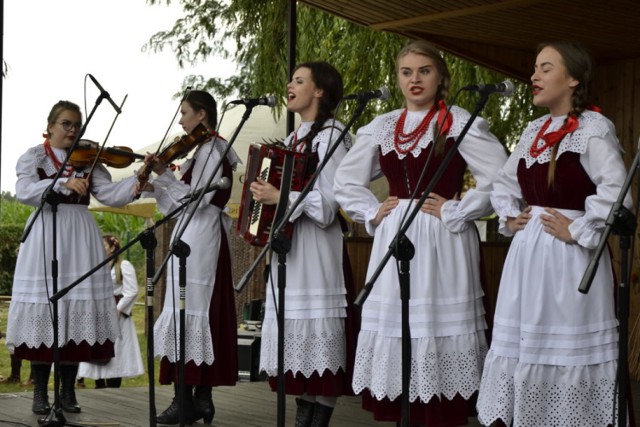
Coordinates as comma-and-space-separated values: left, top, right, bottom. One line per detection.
578, 136, 640, 427
235, 96, 371, 426
357, 92, 491, 427
19, 82, 122, 427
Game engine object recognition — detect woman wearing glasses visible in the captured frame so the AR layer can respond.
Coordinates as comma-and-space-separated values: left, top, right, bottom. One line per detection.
6, 100, 138, 415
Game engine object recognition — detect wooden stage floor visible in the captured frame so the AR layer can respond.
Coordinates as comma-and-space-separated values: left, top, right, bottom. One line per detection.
0, 379, 483, 427
2, 379, 639, 426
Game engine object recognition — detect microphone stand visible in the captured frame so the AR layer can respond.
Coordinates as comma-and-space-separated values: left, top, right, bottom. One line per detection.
234, 97, 371, 427
144, 103, 256, 426
578, 137, 639, 427
355, 92, 491, 427
51, 194, 205, 427
20, 92, 108, 427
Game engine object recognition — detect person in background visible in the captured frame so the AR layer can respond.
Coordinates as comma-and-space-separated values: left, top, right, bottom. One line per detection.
249, 61, 358, 427
78, 234, 144, 388
137, 90, 239, 425
334, 40, 507, 426
476, 41, 632, 427
6, 100, 136, 415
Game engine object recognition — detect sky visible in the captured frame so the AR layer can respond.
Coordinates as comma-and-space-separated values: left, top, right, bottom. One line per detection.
1, 0, 238, 194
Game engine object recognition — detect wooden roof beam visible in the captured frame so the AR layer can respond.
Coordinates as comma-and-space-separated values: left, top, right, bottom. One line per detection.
370, 0, 550, 30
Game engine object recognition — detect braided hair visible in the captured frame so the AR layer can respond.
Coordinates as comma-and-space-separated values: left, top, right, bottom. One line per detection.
294, 62, 344, 151
537, 41, 593, 185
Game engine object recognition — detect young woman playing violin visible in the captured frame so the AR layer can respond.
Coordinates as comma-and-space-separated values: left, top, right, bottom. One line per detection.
6, 100, 138, 415
136, 90, 240, 425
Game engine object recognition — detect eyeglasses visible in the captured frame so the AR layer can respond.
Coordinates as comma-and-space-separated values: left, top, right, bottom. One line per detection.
57, 120, 83, 131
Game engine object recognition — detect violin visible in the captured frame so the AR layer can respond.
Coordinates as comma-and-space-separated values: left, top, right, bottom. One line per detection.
68, 140, 145, 169
137, 123, 210, 184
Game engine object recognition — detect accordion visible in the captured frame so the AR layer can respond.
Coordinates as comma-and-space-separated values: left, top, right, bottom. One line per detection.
237, 142, 317, 246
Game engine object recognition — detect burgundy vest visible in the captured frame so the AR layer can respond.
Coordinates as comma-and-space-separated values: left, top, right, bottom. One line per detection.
379, 138, 467, 199
517, 152, 596, 210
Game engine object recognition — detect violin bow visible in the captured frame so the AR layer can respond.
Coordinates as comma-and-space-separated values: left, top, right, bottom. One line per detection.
151, 86, 193, 158
85, 94, 128, 180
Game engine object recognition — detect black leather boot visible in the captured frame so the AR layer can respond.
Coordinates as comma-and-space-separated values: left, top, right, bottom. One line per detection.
193, 385, 215, 424
59, 364, 81, 413
295, 398, 315, 427
310, 402, 334, 427
156, 383, 197, 425
31, 363, 51, 415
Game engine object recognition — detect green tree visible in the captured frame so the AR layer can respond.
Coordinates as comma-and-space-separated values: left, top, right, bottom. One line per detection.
144, 0, 539, 149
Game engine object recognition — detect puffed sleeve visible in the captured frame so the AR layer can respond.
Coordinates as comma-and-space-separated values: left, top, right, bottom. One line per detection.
440, 116, 508, 232
91, 164, 137, 207
144, 140, 223, 215
334, 120, 385, 236
287, 126, 349, 228
15, 149, 72, 206
116, 260, 139, 316
489, 152, 525, 237
569, 130, 632, 249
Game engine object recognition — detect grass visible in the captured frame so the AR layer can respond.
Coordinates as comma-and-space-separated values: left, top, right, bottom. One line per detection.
0, 299, 159, 393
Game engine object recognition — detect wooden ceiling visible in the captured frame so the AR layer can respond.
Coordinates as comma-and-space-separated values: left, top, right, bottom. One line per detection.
297, 0, 640, 82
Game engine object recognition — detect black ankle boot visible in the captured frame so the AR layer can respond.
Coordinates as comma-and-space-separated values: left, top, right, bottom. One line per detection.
295, 398, 315, 427
194, 385, 215, 424
31, 363, 51, 415
156, 383, 197, 425
59, 364, 81, 413
310, 402, 334, 427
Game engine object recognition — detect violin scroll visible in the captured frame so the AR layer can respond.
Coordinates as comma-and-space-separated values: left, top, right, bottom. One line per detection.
137, 123, 210, 185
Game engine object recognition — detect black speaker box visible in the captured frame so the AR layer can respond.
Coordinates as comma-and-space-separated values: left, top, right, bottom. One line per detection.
237, 332, 265, 381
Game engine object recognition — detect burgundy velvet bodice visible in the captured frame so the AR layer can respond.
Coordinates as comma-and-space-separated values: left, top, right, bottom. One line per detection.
379, 138, 467, 199
37, 168, 91, 205
517, 152, 596, 210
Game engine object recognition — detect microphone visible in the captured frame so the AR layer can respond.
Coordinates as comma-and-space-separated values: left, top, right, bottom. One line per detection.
229, 95, 277, 108
180, 176, 231, 200
88, 74, 123, 113
179, 177, 231, 201
463, 80, 515, 96
343, 86, 391, 101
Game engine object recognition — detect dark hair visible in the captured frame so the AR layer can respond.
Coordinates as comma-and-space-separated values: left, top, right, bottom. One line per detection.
295, 61, 344, 149
536, 41, 593, 117
184, 90, 218, 131
45, 100, 82, 138
536, 41, 594, 185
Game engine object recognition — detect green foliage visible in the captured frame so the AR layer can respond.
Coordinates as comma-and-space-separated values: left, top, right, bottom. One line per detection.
144, 0, 539, 151
91, 211, 150, 271
0, 226, 22, 295
0, 193, 152, 289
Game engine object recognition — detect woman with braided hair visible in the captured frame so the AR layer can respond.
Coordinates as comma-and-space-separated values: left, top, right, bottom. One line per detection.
476, 41, 632, 426
137, 90, 239, 425
334, 40, 506, 426
250, 61, 358, 427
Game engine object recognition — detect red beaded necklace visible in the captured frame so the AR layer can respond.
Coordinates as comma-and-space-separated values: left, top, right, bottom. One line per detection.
43, 139, 75, 177
393, 100, 451, 155
529, 114, 579, 158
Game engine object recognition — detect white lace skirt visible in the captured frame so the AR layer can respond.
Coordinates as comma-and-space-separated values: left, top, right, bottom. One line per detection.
477, 206, 620, 426
352, 199, 488, 402
79, 313, 144, 379
259, 317, 346, 377
7, 204, 119, 351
